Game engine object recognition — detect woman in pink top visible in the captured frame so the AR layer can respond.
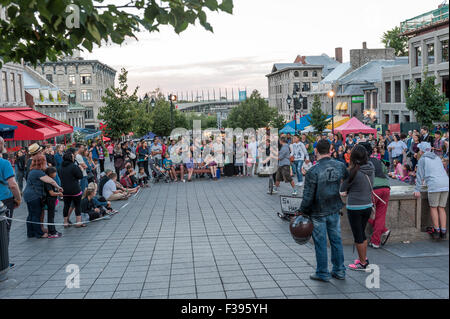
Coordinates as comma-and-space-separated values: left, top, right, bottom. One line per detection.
107, 144, 114, 162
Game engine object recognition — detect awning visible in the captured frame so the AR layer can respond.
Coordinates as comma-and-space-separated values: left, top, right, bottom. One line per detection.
0, 123, 17, 139
340, 102, 348, 111
336, 102, 342, 110
0, 108, 73, 141
326, 116, 351, 130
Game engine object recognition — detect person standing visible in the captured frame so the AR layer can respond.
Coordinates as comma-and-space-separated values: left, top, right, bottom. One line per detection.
340, 145, 375, 270
433, 131, 444, 158
414, 142, 449, 240
138, 141, 150, 178
0, 137, 22, 267
273, 136, 297, 195
297, 139, 348, 282
388, 134, 407, 165
107, 143, 114, 163
75, 144, 88, 192
420, 126, 434, 145
14, 149, 26, 194
290, 135, 307, 186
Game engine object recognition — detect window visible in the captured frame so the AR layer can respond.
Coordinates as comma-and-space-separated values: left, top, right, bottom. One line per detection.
385, 82, 391, 103
415, 46, 422, 66
294, 71, 299, 77
372, 91, 378, 108
18, 74, 23, 101
442, 40, 449, 62
45, 74, 53, 83
69, 90, 76, 104
85, 108, 94, 119
69, 74, 76, 86
394, 114, 399, 123
302, 82, 310, 92
293, 82, 300, 92
427, 43, 435, 64
312, 71, 318, 77
303, 71, 308, 77
10, 73, 16, 102
394, 80, 401, 103
81, 89, 92, 101
404, 115, 410, 122
2, 71, 8, 101
80, 73, 91, 85
385, 114, 389, 124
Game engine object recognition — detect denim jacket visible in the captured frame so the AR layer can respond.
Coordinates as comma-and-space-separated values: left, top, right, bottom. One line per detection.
299, 157, 349, 217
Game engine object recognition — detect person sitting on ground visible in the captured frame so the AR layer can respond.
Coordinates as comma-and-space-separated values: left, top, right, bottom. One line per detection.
87, 182, 116, 214
120, 165, 138, 188
81, 188, 111, 221
102, 173, 129, 201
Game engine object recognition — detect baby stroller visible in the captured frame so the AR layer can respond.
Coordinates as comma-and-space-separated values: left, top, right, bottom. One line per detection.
149, 157, 171, 183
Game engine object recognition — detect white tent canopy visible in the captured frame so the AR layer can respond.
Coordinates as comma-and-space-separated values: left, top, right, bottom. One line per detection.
301, 126, 331, 134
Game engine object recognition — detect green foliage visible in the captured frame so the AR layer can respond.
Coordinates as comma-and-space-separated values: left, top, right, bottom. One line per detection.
98, 68, 138, 139
270, 114, 286, 130
184, 112, 217, 130
309, 95, 329, 133
226, 90, 278, 130
406, 72, 448, 128
0, 0, 233, 67
149, 99, 187, 137
381, 26, 408, 56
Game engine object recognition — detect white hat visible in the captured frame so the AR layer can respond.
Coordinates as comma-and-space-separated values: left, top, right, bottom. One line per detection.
417, 142, 431, 153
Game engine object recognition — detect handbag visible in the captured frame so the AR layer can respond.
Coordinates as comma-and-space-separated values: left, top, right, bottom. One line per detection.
129, 152, 136, 160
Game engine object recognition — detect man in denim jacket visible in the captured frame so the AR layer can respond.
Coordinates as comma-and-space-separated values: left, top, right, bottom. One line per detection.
298, 139, 349, 282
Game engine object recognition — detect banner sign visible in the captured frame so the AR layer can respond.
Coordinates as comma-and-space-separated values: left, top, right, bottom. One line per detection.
351, 95, 364, 103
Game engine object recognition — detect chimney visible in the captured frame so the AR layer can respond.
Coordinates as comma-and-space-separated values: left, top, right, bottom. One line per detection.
335, 47, 343, 63
294, 55, 307, 64
362, 42, 367, 49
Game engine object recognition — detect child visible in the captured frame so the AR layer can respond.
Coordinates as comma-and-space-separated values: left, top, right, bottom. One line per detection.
371, 147, 381, 160
137, 166, 149, 187
301, 158, 313, 176
87, 182, 117, 214
184, 152, 195, 182
81, 188, 111, 221
344, 148, 351, 166
44, 167, 63, 238
163, 153, 177, 181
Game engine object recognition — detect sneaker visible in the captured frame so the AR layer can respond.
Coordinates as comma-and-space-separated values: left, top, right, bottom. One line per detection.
428, 228, 441, 241
9, 263, 15, 268
292, 189, 298, 196
381, 229, 391, 246
309, 274, 330, 282
440, 231, 447, 240
272, 188, 278, 194
348, 259, 369, 271
368, 242, 380, 249
48, 232, 62, 239
331, 272, 345, 280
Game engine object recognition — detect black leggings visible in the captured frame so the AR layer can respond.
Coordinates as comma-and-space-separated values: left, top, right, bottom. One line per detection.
63, 195, 82, 217
46, 197, 57, 235
347, 207, 372, 244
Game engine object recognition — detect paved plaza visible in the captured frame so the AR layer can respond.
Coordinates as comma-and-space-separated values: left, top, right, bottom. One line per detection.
0, 175, 448, 299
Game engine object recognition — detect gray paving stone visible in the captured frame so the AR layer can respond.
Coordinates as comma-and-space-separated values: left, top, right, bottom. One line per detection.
253, 288, 285, 298
225, 290, 256, 299
112, 290, 142, 299
196, 284, 224, 293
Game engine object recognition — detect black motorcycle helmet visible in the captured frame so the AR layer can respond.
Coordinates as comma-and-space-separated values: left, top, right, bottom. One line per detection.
289, 214, 313, 245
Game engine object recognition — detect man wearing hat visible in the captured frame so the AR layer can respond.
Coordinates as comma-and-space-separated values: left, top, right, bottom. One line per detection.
414, 142, 449, 240
0, 137, 22, 268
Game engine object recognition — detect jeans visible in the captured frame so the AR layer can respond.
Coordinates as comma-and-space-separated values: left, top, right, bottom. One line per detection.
292, 160, 304, 183
80, 176, 88, 192
93, 196, 108, 208
15, 168, 25, 193
311, 212, 346, 280
26, 198, 44, 238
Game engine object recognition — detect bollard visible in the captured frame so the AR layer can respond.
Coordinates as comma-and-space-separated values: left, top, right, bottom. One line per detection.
0, 203, 9, 282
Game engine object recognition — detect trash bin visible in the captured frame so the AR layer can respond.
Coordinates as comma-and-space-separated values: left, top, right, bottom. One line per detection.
216, 168, 221, 179
0, 202, 9, 282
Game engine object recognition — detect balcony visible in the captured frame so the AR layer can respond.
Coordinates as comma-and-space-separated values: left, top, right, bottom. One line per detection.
400, 4, 449, 36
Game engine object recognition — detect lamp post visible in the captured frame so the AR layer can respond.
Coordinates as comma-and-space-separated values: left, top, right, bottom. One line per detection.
286, 94, 292, 132
168, 94, 177, 132
150, 97, 155, 109
292, 91, 298, 134
328, 90, 335, 134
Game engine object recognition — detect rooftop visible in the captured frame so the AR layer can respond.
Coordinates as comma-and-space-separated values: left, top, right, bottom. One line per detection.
400, 4, 449, 35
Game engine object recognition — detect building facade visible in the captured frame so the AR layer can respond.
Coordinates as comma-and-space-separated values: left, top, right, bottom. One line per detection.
0, 62, 26, 108
267, 54, 340, 121
32, 54, 116, 129
379, 4, 449, 125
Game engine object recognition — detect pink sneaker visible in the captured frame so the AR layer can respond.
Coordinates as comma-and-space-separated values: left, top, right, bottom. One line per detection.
348, 259, 369, 271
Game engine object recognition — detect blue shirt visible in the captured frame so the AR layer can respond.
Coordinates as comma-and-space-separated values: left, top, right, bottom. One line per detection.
0, 158, 14, 200
23, 170, 45, 203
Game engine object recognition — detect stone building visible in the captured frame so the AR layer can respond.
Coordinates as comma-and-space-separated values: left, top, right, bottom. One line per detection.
0, 62, 26, 108
32, 53, 116, 129
266, 54, 340, 121
379, 4, 449, 125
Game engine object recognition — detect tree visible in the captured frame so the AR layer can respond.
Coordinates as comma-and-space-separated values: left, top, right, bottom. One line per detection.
226, 90, 277, 130
309, 95, 329, 133
0, 0, 233, 67
184, 112, 217, 130
270, 114, 286, 130
406, 73, 448, 128
149, 99, 187, 137
381, 26, 408, 57
98, 68, 138, 139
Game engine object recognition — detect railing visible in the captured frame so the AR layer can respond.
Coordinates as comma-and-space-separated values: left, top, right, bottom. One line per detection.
400, 4, 449, 34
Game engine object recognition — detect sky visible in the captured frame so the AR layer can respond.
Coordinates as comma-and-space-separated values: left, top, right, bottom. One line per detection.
84, 0, 442, 98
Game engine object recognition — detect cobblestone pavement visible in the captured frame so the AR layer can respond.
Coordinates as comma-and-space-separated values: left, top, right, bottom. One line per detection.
0, 174, 448, 299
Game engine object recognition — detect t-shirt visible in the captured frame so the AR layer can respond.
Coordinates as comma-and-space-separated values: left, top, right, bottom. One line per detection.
388, 141, 407, 158
302, 162, 313, 173
75, 153, 87, 177
151, 143, 163, 160
163, 159, 173, 169
102, 179, 117, 200
0, 158, 14, 201
23, 169, 45, 203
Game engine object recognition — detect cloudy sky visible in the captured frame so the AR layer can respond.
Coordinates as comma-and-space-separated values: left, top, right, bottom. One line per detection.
84, 0, 439, 98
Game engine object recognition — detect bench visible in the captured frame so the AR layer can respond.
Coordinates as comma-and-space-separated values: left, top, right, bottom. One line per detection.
174, 167, 211, 177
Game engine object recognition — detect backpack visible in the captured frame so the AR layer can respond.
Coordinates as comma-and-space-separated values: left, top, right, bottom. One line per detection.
120, 174, 132, 188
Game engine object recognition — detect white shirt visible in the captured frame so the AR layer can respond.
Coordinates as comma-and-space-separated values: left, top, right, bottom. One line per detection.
102, 179, 117, 200
388, 141, 407, 158
75, 153, 87, 177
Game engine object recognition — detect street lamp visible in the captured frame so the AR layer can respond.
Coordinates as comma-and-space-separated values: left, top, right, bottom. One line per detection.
328, 90, 335, 134
169, 94, 177, 132
286, 95, 292, 129
292, 91, 299, 134
150, 97, 155, 108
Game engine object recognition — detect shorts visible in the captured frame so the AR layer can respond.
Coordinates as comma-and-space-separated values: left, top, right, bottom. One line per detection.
276, 165, 292, 183
185, 162, 194, 169
428, 191, 449, 208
